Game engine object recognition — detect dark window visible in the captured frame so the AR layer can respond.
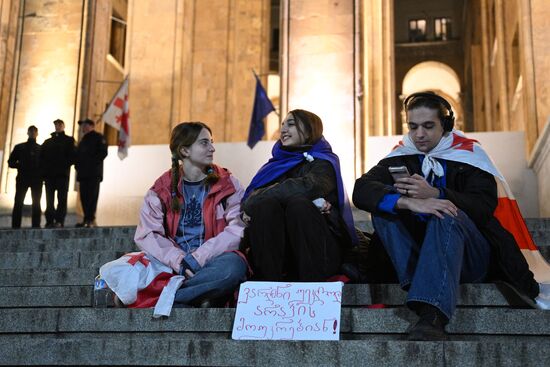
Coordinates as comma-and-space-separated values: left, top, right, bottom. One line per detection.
434, 17, 452, 41
269, 0, 280, 72
408, 19, 427, 42
109, 15, 126, 66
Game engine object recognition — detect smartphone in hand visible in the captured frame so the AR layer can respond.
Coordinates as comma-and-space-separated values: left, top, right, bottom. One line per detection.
389, 166, 410, 182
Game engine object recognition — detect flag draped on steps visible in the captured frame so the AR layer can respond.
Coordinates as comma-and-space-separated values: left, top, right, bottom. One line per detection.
102, 77, 130, 160
386, 130, 550, 307
247, 72, 275, 149
100, 252, 184, 317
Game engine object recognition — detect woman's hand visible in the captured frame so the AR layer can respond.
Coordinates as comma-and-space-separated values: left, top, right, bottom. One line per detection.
394, 174, 440, 199
313, 198, 331, 214
241, 212, 251, 224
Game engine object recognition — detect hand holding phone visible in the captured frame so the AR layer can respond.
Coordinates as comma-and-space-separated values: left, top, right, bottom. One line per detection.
389, 166, 410, 182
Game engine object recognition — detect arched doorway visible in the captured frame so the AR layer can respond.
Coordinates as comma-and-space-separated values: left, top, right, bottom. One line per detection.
401, 61, 463, 131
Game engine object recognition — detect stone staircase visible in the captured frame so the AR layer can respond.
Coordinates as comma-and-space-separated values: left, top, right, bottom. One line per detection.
1, 220, 550, 366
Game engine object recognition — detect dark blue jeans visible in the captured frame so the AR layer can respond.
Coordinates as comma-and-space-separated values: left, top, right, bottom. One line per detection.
372, 210, 491, 319
174, 252, 247, 305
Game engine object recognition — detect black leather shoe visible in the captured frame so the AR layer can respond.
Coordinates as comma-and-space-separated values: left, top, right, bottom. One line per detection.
75, 222, 85, 228
407, 303, 449, 341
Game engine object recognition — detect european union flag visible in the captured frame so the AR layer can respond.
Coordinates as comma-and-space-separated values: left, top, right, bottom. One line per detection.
247, 73, 275, 149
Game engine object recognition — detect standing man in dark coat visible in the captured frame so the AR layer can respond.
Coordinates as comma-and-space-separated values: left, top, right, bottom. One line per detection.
75, 118, 108, 227
41, 119, 76, 228
353, 92, 541, 341
8, 125, 42, 228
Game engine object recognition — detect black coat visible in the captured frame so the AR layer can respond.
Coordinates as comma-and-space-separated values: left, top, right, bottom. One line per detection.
41, 132, 76, 178
75, 131, 108, 181
353, 155, 539, 299
8, 139, 41, 180
242, 158, 349, 245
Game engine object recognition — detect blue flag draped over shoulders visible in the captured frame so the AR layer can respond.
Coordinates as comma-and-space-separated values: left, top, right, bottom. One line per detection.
243, 137, 357, 244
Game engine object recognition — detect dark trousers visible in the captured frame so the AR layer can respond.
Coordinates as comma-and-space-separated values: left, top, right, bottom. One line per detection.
246, 196, 341, 281
12, 176, 42, 228
79, 178, 101, 222
44, 176, 70, 225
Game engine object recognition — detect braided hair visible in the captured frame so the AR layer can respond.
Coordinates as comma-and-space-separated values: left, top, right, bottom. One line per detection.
169, 122, 219, 212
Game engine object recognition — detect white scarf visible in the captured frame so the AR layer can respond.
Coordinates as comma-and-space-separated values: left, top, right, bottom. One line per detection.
385, 129, 504, 181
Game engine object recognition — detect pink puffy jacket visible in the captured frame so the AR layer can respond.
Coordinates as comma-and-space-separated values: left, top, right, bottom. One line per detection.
134, 164, 246, 272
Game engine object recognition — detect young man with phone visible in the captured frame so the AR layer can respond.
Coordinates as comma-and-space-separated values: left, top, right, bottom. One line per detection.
352, 92, 541, 341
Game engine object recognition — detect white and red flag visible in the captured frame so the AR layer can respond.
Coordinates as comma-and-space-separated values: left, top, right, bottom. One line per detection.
99, 252, 185, 317
102, 77, 130, 160
387, 130, 550, 307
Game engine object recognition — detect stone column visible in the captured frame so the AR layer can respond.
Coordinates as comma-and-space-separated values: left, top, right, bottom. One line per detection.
494, 0, 510, 131
361, 0, 395, 138
0, 0, 21, 155
1, 0, 85, 194
282, 0, 358, 188
480, 0, 493, 131
128, 0, 270, 144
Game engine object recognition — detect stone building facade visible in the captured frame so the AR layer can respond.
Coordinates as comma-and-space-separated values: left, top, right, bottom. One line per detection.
1, 0, 549, 218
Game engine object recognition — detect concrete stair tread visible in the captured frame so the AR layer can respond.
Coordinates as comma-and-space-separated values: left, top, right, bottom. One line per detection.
2, 247, 549, 270
0, 268, 99, 286
0, 237, 137, 252
0, 283, 533, 308
0, 226, 136, 240
0, 250, 126, 269
1, 307, 548, 335
2, 335, 550, 366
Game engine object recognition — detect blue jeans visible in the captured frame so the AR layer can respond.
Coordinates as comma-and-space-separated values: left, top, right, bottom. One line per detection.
372, 210, 491, 319
174, 252, 247, 305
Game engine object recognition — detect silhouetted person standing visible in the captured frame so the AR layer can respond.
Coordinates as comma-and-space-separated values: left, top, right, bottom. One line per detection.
41, 119, 76, 228
8, 125, 42, 228
75, 119, 108, 227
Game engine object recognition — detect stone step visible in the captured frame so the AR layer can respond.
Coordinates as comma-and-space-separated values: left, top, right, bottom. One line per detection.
0, 307, 547, 335
0, 251, 124, 269
0, 226, 135, 240
1, 218, 548, 241
0, 268, 99, 286
3, 245, 550, 272
1, 229, 548, 253
0, 237, 138, 253
2, 335, 550, 366
0, 283, 530, 308
1, 245, 549, 273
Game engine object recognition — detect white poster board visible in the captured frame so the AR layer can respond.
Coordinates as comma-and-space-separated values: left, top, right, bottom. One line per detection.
231, 281, 343, 341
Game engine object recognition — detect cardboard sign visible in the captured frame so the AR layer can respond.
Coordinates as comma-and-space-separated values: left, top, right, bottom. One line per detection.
231, 281, 343, 341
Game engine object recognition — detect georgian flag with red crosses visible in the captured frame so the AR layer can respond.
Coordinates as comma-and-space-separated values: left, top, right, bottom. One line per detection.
386, 130, 550, 308
102, 77, 130, 160
99, 252, 184, 317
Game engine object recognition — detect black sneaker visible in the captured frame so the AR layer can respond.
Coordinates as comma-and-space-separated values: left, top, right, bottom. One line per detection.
407, 303, 449, 341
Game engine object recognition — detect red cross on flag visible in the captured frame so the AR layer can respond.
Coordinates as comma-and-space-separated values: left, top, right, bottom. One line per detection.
102, 78, 130, 160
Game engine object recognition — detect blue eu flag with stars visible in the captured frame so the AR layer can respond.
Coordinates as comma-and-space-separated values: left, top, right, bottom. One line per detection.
247, 73, 275, 149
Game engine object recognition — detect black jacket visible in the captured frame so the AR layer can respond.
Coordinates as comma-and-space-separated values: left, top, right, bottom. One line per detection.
353, 155, 539, 299
75, 131, 108, 181
41, 132, 76, 178
243, 158, 349, 244
8, 139, 41, 180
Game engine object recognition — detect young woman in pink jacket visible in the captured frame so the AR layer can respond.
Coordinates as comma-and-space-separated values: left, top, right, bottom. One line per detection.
134, 122, 247, 306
